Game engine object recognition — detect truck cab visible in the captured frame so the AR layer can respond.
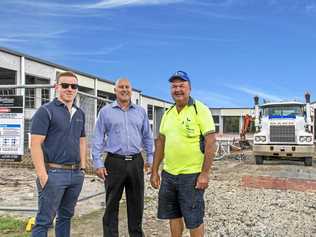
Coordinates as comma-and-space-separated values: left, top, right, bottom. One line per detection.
253, 93, 314, 166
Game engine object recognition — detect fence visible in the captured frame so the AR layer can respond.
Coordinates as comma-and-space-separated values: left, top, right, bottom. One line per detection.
0, 84, 112, 173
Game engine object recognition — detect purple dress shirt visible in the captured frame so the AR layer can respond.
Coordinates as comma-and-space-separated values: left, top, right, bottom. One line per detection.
91, 101, 154, 169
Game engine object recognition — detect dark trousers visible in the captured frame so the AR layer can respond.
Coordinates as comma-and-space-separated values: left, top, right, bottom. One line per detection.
103, 154, 144, 237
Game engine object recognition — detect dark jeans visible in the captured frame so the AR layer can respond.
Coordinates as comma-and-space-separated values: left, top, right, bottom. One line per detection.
103, 154, 144, 237
32, 169, 84, 237
158, 170, 205, 229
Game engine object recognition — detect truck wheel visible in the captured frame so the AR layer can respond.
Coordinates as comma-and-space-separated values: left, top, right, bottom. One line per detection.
255, 156, 263, 165
304, 157, 313, 166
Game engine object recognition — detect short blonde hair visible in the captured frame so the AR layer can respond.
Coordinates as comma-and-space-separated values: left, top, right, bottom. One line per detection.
56, 71, 78, 83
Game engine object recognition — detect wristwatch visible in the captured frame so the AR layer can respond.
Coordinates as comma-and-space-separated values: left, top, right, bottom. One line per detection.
80, 168, 86, 173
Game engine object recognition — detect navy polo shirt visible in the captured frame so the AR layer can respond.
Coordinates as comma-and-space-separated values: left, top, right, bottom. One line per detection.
31, 98, 85, 164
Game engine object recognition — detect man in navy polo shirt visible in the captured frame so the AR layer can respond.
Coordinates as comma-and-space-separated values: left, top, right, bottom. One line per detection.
30, 71, 86, 237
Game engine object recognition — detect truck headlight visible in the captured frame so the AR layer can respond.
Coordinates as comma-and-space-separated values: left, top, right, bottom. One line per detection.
255, 136, 266, 142
299, 136, 312, 142
299, 136, 306, 142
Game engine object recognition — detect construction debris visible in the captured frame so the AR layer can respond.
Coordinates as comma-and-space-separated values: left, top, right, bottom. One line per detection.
1, 158, 316, 236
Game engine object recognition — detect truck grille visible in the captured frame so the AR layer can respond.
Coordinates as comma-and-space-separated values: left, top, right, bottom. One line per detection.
270, 125, 295, 143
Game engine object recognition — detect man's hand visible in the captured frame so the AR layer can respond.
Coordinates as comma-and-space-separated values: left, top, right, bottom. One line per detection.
195, 172, 209, 190
150, 172, 160, 189
96, 167, 108, 180
144, 162, 152, 174
38, 173, 48, 189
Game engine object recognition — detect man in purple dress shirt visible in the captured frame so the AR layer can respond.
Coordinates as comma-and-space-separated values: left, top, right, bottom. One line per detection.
92, 78, 154, 237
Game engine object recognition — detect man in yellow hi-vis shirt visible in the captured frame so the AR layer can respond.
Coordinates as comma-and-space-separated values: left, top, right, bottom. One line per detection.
150, 71, 216, 237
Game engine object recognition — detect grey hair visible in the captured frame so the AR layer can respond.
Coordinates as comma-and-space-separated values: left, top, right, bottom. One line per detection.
115, 77, 131, 87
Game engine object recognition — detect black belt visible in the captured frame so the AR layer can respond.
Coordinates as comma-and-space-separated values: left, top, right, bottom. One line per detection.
108, 152, 141, 161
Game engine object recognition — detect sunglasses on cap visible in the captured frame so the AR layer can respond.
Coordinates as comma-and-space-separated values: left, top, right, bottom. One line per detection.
174, 71, 188, 77
59, 83, 78, 90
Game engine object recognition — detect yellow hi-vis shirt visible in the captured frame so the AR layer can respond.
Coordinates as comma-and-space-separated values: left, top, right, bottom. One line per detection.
160, 98, 215, 175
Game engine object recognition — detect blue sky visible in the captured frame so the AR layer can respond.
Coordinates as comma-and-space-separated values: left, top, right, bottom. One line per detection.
1, 0, 316, 107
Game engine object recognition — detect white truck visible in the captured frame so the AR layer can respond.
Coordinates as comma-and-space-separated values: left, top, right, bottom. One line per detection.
253, 93, 314, 166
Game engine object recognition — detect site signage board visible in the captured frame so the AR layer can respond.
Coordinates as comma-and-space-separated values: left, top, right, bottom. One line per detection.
0, 96, 24, 161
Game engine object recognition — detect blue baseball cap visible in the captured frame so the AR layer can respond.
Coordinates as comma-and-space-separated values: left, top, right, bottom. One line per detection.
169, 70, 190, 83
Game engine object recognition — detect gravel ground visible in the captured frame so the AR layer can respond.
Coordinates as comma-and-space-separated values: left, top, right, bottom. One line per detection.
0, 168, 105, 218
1, 155, 316, 237
142, 158, 316, 237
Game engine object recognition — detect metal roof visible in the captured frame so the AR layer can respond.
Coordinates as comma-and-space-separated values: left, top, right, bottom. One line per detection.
141, 94, 172, 104
0, 46, 142, 93
262, 101, 305, 107
209, 107, 253, 110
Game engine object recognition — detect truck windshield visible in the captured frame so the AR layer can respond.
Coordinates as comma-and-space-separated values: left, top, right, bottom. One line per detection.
263, 105, 304, 117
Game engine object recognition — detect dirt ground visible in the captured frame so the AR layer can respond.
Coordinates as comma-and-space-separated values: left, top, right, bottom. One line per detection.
1, 153, 316, 237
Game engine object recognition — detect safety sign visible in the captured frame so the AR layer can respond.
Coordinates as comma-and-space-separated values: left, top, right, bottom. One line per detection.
0, 96, 24, 161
